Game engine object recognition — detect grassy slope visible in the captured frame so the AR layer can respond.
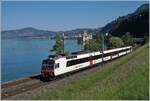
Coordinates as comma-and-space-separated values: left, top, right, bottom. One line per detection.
33, 44, 149, 100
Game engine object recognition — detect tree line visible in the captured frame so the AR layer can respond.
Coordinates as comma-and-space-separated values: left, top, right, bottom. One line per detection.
50, 32, 148, 55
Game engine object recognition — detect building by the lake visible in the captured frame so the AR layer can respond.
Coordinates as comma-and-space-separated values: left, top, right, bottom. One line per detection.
77, 31, 93, 45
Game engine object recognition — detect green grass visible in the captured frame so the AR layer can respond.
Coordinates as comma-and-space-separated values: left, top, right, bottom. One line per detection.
33, 44, 149, 100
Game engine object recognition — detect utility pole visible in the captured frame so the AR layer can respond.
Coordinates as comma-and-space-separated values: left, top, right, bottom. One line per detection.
101, 33, 104, 64
101, 33, 108, 65
62, 33, 65, 54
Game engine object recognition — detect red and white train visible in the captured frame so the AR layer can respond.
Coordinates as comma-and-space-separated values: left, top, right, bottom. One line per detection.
41, 46, 132, 78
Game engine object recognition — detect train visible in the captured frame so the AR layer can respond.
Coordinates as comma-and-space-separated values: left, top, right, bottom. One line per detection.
41, 46, 132, 78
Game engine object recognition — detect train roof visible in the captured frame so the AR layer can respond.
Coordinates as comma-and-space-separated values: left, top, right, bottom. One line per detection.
47, 46, 132, 60
47, 51, 91, 60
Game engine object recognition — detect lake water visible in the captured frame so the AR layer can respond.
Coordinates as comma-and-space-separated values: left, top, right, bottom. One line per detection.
1, 38, 83, 83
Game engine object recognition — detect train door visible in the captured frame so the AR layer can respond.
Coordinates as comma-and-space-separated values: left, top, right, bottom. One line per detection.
54, 58, 67, 76
110, 52, 112, 60
89, 55, 93, 65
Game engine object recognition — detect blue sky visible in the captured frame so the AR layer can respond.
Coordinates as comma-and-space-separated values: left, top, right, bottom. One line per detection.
2, 1, 148, 31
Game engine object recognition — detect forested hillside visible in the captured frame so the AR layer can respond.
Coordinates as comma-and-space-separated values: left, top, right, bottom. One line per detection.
100, 4, 149, 38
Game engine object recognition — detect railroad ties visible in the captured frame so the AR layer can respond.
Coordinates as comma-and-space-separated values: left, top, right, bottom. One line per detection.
1, 74, 44, 99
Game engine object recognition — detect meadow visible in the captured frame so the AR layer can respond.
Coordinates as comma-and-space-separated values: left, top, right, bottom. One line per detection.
33, 43, 149, 100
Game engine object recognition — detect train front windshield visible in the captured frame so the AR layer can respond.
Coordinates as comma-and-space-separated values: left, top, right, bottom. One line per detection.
42, 60, 54, 69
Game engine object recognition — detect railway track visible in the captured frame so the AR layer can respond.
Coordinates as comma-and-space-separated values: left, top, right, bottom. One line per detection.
1, 71, 80, 99
1, 61, 114, 99
2, 75, 40, 89
1, 75, 42, 99
1, 64, 102, 99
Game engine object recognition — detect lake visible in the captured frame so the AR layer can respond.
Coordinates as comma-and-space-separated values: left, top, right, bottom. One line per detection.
1, 38, 83, 83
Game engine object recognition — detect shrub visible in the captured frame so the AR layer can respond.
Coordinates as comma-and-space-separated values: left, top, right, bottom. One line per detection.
109, 36, 124, 48
84, 39, 101, 51
122, 32, 133, 46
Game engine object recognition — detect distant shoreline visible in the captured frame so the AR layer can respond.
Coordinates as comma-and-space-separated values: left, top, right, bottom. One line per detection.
1, 37, 78, 40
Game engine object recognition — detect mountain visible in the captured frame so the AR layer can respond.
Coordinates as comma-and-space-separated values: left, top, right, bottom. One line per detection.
1, 27, 56, 38
58, 28, 98, 36
1, 27, 97, 38
100, 3, 149, 38
2, 4, 149, 39
136, 3, 149, 13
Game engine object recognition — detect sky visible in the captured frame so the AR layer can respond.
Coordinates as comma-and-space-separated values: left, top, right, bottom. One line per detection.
2, 1, 148, 31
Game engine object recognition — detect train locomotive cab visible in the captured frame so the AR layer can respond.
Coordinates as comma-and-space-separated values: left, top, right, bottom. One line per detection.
41, 59, 55, 78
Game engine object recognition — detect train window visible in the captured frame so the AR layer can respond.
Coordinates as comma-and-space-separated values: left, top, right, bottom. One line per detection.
104, 53, 108, 57
93, 54, 102, 60
119, 48, 129, 53
42, 60, 54, 69
67, 60, 75, 67
112, 51, 118, 56
67, 57, 89, 67
47, 63, 54, 68
82, 57, 89, 63
55, 63, 59, 68
110, 48, 130, 56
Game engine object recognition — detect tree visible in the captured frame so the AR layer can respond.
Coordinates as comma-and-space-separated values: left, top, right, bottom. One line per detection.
84, 40, 100, 51
141, 36, 149, 45
84, 38, 101, 51
122, 32, 134, 46
50, 34, 64, 55
108, 36, 124, 48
